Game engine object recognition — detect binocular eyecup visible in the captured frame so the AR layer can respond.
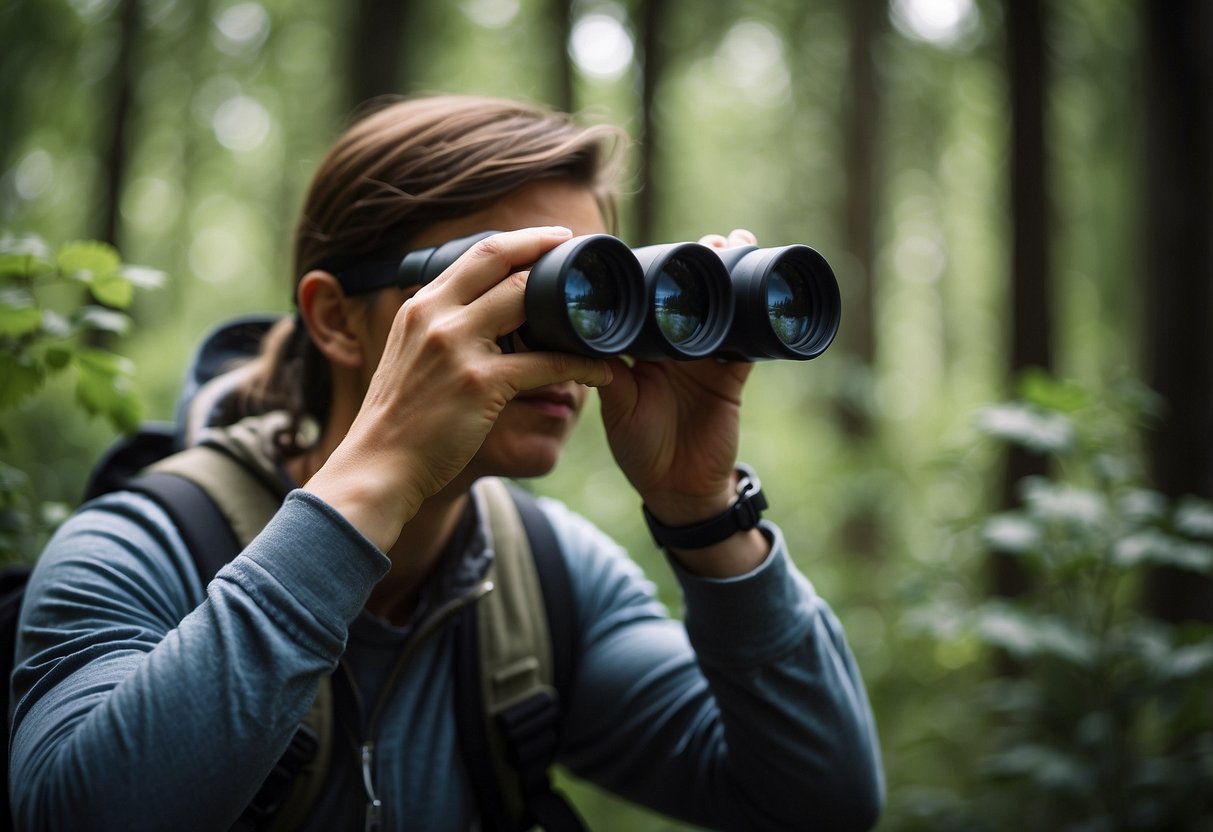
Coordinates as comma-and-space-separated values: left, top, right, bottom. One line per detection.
396, 231, 841, 362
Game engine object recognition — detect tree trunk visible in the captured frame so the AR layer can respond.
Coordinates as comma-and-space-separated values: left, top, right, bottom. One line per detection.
997, 0, 1052, 600
345, 0, 413, 114
841, 0, 882, 385
1140, 0, 1213, 623
550, 0, 574, 113
98, 0, 141, 249
635, 0, 670, 245
836, 0, 886, 560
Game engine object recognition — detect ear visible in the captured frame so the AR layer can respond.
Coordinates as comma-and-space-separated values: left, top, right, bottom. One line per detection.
296, 271, 367, 369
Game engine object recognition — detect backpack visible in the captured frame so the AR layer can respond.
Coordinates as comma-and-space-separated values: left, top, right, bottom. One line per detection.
1, 315, 585, 832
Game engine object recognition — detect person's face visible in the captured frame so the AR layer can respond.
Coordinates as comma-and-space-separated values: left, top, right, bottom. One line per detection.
368, 178, 608, 480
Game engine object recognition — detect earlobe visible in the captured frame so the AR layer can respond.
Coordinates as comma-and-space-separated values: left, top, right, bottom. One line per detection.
297, 271, 366, 369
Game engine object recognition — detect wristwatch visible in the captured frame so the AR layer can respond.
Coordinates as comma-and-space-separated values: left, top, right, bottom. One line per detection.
642, 464, 768, 550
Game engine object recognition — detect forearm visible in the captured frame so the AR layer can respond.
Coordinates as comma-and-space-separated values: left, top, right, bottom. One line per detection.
676, 527, 884, 829
560, 514, 883, 830
10, 491, 389, 831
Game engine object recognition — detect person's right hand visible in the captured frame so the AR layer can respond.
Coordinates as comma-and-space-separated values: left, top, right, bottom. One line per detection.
303, 226, 612, 551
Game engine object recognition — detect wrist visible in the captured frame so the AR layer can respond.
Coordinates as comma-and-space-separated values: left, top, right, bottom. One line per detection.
642, 464, 767, 552
302, 452, 424, 552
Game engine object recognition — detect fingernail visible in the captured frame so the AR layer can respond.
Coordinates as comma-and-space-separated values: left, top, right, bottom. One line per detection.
542, 226, 573, 237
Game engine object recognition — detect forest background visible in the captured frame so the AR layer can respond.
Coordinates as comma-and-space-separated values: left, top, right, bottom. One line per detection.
2, 0, 1211, 829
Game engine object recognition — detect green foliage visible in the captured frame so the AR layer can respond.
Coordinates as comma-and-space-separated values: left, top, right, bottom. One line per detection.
0, 232, 161, 563
914, 374, 1213, 830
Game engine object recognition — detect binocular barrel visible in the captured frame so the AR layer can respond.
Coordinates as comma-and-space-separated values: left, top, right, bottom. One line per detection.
398, 231, 840, 361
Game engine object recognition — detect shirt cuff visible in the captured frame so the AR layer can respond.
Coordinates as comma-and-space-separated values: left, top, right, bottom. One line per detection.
235, 489, 391, 628
670, 521, 817, 668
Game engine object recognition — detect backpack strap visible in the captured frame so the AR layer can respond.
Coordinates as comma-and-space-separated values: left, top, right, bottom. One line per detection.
455, 478, 585, 832
123, 471, 240, 580
134, 448, 332, 832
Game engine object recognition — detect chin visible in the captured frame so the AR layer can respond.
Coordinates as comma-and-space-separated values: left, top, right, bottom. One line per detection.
477, 438, 564, 481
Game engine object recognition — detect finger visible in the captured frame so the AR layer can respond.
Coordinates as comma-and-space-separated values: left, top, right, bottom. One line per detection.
429, 226, 572, 305
498, 350, 614, 391
726, 228, 757, 247
459, 267, 530, 339
596, 356, 638, 412
698, 233, 728, 250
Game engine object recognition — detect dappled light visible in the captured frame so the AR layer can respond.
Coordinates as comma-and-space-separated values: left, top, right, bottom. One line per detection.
2, 0, 1210, 829
891, 0, 981, 48
569, 8, 634, 82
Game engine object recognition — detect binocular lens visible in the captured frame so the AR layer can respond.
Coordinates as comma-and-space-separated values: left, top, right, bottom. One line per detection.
388, 231, 838, 361
653, 258, 709, 346
564, 251, 620, 341
767, 262, 812, 347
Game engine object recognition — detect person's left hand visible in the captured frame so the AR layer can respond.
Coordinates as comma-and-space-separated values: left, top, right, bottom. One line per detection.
597, 229, 760, 557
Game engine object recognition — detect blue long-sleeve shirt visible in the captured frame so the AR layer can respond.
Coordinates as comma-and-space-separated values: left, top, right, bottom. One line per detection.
10, 483, 883, 830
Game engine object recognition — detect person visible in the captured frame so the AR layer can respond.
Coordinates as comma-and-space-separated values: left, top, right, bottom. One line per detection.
9, 94, 884, 830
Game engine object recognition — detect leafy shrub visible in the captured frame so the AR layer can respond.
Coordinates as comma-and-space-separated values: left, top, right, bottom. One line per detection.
0, 233, 161, 563
909, 372, 1213, 831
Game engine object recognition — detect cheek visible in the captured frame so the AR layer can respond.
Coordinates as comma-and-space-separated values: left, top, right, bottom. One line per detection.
572, 385, 591, 414
363, 291, 411, 370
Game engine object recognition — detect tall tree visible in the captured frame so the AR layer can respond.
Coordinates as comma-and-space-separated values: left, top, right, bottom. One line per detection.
98, 0, 142, 248
550, 0, 574, 113
1140, 0, 1213, 623
997, 0, 1052, 600
835, 0, 887, 560
635, 0, 671, 245
840, 0, 883, 394
345, 0, 414, 113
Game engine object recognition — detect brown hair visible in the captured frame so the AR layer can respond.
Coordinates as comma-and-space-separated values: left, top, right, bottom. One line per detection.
226, 95, 627, 454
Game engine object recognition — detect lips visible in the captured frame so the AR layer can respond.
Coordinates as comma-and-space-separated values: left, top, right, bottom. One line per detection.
514, 387, 578, 418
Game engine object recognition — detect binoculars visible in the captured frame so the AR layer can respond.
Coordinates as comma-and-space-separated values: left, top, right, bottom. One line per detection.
398, 231, 841, 361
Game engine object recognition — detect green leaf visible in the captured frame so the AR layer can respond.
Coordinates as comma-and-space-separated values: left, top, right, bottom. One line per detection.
0, 234, 54, 281
0, 352, 45, 410
107, 381, 143, 434
0, 291, 42, 337
56, 240, 121, 282
73, 348, 141, 432
1164, 642, 1213, 681
1119, 489, 1168, 524
1168, 541, 1213, 573
1018, 368, 1089, 413
43, 345, 72, 370
74, 347, 135, 377
981, 742, 1094, 794
976, 404, 1075, 454
974, 603, 1097, 666
76, 306, 132, 336
1114, 530, 1213, 573
1175, 497, 1213, 539
982, 513, 1040, 554
0, 461, 30, 494
119, 264, 166, 290
74, 357, 115, 417
1113, 529, 1173, 569
1020, 478, 1109, 528
88, 270, 135, 309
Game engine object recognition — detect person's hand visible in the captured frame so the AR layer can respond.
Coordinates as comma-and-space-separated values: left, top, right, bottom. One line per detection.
305, 227, 612, 551
597, 229, 768, 576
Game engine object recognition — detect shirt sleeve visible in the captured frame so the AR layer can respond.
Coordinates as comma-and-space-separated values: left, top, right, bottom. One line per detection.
545, 499, 884, 831
9, 489, 390, 832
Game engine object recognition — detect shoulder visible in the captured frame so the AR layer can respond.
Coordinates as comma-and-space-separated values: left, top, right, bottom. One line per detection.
23, 490, 205, 627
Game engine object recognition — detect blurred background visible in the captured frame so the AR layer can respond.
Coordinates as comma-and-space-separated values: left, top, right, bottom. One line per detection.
2, 0, 1211, 829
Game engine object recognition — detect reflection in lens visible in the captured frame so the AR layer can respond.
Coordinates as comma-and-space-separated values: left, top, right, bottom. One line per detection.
654, 258, 708, 346
564, 251, 619, 341
767, 263, 812, 346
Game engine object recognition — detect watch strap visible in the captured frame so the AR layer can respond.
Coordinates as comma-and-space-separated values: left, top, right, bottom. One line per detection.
642, 464, 767, 550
